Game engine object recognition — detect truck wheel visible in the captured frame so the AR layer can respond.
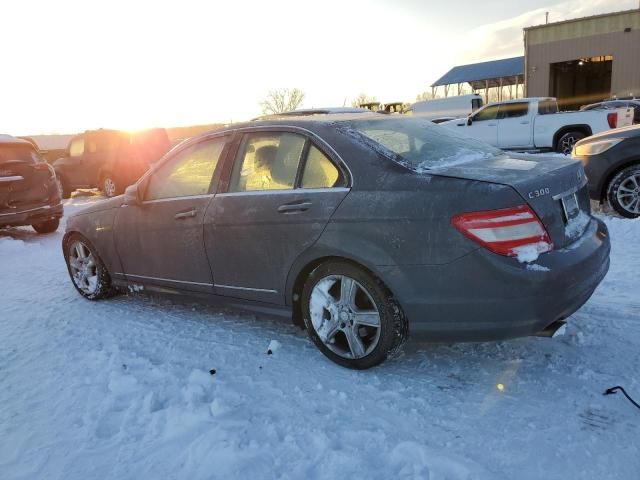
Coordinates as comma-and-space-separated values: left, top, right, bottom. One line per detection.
101, 174, 118, 198
32, 218, 60, 234
607, 165, 640, 218
556, 131, 586, 155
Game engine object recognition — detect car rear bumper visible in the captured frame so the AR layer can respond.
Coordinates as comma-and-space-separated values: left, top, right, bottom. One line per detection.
0, 202, 63, 228
379, 217, 610, 342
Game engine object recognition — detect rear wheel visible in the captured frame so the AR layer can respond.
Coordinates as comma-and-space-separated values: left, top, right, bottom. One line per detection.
32, 218, 60, 234
101, 174, 118, 198
64, 234, 114, 299
607, 165, 640, 218
301, 261, 408, 369
556, 131, 586, 155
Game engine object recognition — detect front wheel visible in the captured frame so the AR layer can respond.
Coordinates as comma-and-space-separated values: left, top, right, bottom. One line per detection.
556, 131, 586, 155
607, 165, 640, 218
64, 234, 114, 299
32, 218, 60, 234
301, 261, 408, 369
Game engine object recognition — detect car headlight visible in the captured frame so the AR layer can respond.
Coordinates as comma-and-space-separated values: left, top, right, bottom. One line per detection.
572, 138, 623, 157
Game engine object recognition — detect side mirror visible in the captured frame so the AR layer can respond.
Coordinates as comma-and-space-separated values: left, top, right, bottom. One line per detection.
466, 115, 473, 126
124, 184, 141, 206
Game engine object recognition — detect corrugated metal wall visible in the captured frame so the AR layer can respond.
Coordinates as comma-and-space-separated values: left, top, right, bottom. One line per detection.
525, 11, 640, 100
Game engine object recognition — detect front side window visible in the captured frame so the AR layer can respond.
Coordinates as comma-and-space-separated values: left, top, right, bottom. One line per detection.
301, 145, 342, 189
144, 138, 226, 201
499, 102, 529, 119
229, 132, 305, 192
473, 105, 499, 122
69, 137, 84, 157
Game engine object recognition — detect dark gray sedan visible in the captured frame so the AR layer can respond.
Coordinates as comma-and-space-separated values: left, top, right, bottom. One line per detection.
63, 115, 610, 369
572, 124, 640, 218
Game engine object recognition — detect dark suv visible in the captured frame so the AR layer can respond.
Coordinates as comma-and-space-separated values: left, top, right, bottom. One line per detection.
0, 135, 63, 233
53, 129, 170, 198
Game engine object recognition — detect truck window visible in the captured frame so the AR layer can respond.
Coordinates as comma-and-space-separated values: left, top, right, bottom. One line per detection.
538, 100, 558, 115
69, 137, 84, 157
498, 102, 528, 119
473, 105, 499, 122
471, 98, 483, 111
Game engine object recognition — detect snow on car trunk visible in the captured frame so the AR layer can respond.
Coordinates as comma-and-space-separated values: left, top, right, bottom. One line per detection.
0, 195, 639, 480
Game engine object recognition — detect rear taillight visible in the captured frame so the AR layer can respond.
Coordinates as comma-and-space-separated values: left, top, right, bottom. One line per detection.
607, 112, 617, 128
452, 205, 553, 257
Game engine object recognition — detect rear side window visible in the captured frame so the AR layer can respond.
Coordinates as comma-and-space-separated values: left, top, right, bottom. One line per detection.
69, 137, 84, 157
229, 132, 305, 192
301, 145, 341, 189
144, 138, 226, 200
499, 102, 528, 119
538, 101, 558, 115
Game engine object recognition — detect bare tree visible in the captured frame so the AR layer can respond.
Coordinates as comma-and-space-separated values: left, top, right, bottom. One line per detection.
260, 88, 305, 115
415, 91, 441, 102
351, 93, 378, 108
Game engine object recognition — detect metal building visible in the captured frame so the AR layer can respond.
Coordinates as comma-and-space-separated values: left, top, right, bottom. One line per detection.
524, 9, 640, 109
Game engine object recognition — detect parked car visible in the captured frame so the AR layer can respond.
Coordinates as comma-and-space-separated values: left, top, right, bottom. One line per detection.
407, 94, 483, 121
62, 115, 610, 369
53, 128, 170, 198
580, 99, 640, 124
572, 124, 640, 218
441, 97, 634, 154
254, 107, 372, 120
0, 135, 63, 233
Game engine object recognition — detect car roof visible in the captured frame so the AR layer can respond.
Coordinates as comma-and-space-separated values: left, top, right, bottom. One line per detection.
253, 107, 375, 120
0, 134, 33, 146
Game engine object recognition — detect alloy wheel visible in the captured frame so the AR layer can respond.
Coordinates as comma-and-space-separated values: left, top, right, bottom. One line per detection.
616, 173, 640, 215
308, 275, 381, 360
560, 135, 577, 155
68, 241, 99, 295
103, 178, 116, 197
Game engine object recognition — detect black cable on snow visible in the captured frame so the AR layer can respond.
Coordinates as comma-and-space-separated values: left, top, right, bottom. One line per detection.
603, 386, 640, 410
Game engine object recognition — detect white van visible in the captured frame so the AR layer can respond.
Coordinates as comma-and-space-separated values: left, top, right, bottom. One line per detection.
408, 94, 483, 123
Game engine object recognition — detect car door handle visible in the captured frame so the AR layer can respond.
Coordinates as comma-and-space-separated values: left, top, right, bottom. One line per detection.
520, 121, 530, 125
488, 123, 497, 126
174, 209, 197, 219
277, 201, 312, 213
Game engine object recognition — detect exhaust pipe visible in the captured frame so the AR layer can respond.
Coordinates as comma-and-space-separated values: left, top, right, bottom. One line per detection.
534, 319, 567, 338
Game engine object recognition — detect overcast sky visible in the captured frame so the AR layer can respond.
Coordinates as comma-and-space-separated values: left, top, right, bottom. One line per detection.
1, 0, 636, 134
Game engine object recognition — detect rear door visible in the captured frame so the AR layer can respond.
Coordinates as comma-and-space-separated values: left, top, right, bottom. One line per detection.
113, 135, 229, 292
0, 143, 51, 209
205, 129, 349, 304
497, 102, 532, 148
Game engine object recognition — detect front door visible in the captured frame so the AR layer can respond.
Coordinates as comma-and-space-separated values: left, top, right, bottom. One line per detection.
467, 104, 499, 146
114, 136, 229, 292
205, 130, 349, 304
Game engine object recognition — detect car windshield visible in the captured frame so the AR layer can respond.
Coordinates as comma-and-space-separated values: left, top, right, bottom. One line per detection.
340, 117, 502, 172
0, 144, 41, 163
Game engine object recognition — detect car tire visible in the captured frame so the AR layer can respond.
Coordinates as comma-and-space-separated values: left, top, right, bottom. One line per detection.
63, 233, 115, 300
556, 131, 586, 155
606, 165, 640, 218
101, 174, 118, 198
301, 260, 408, 369
32, 218, 60, 234
56, 176, 71, 199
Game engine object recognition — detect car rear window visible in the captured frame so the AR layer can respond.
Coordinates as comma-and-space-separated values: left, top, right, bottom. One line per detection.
340, 117, 500, 172
0, 144, 41, 163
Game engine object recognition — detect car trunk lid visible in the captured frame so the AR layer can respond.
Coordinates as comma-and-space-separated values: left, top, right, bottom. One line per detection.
429, 154, 591, 249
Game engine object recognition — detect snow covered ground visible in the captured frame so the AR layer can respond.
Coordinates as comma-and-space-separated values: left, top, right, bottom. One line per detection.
1, 194, 639, 480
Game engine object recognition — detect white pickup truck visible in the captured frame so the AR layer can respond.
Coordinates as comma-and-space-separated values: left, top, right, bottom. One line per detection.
441, 97, 634, 154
